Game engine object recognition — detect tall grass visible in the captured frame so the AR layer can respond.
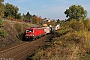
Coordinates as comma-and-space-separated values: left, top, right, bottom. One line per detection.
14, 23, 22, 33
31, 19, 90, 60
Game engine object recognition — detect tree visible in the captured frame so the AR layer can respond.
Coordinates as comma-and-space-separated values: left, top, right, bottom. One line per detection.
37, 16, 43, 25
64, 5, 87, 20
0, 0, 4, 2
4, 3, 19, 19
25, 12, 31, 20
56, 19, 60, 24
49, 20, 55, 26
32, 15, 38, 24
16, 13, 21, 19
0, 0, 4, 18
31, 15, 43, 25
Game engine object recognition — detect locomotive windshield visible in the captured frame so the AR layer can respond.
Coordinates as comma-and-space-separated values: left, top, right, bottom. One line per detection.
26, 29, 33, 33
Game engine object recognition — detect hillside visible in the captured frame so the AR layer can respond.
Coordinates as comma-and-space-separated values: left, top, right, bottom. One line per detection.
29, 19, 90, 60
0, 20, 37, 50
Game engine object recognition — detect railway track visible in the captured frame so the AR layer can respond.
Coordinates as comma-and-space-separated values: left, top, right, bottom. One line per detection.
0, 34, 53, 60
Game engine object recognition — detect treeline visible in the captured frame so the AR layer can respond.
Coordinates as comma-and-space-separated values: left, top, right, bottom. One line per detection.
0, 1, 46, 25
0, 1, 62, 26
4, 3, 43, 25
0, 1, 57, 26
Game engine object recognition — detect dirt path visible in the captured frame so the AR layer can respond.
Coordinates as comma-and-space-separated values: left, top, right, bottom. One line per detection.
0, 34, 54, 60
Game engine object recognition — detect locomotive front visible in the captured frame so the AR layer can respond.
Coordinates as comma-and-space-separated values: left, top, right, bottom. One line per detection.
25, 28, 35, 39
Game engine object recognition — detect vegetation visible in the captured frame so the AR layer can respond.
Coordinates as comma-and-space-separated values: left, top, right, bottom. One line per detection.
23, 12, 31, 20
64, 5, 87, 20
14, 23, 22, 33
0, 18, 3, 27
27, 5, 89, 60
4, 3, 20, 19
0, 28, 7, 37
0, 18, 7, 37
1, 1, 90, 60
3, 3, 44, 25
30, 19, 90, 60
0, 0, 4, 18
69, 19, 85, 31
14, 22, 30, 40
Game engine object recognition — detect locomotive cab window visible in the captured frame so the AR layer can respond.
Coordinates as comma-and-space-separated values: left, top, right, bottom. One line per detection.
26, 29, 33, 33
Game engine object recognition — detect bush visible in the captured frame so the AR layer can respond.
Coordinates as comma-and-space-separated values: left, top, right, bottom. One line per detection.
14, 23, 22, 33
18, 33, 25, 41
55, 30, 69, 37
69, 21, 85, 31
0, 18, 3, 27
0, 28, 7, 37
83, 19, 90, 31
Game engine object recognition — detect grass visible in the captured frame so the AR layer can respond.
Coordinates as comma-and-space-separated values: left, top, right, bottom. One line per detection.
31, 19, 90, 60
14, 23, 22, 33
31, 31, 81, 60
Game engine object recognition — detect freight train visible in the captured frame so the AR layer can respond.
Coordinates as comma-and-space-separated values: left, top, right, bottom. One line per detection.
24, 27, 51, 40
24, 24, 60, 40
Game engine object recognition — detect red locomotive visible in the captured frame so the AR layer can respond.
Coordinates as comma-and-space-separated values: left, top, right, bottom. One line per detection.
25, 27, 45, 40
24, 25, 59, 40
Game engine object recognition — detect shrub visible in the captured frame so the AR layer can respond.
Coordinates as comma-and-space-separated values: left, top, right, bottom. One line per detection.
69, 21, 85, 31
0, 28, 7, 37
83, 19, 90, 31
55, 30, 69, 37
33, 52, 42, 60
14, 23, 22, 33
0, 18, 3, 27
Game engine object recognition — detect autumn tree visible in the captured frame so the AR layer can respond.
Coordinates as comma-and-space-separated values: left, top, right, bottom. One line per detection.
31, 15, 43, 25
22, 13, 43, 25
48, 20, 55, 26
64, 5, 87, 20
37, 16, 43, 25
32, 15, 38, 24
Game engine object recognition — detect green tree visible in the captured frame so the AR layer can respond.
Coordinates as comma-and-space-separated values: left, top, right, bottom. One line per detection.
26, 12, 31, 20
22, 13, 26, 20
64, 5, 87, 20
56, 19, 60, 24
16, 13, 21, 19
83, 19, 90, 31
4, 3, 19, 19
23, 12, 32, 22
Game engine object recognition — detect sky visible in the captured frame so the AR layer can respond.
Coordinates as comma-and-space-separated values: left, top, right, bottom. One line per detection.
4, 0, 90, 20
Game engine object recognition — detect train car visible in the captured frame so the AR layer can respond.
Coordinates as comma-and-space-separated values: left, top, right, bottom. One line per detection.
55, 24, 61, 31
25, 27, 45, 39
42, 27, 51, 34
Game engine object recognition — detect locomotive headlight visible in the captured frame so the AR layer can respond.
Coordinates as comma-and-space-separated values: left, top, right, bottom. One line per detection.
32, 34, 34, 36
31, 34, 34, 36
